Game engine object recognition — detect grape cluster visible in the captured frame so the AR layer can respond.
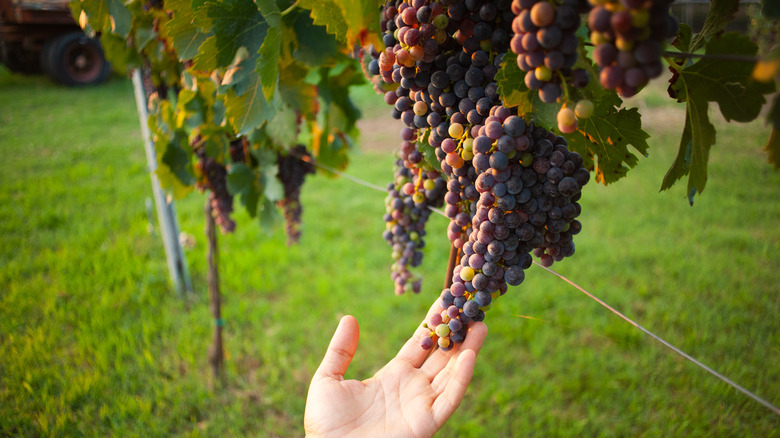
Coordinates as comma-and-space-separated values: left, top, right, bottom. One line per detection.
366, 0, 592, 349
277, 145, 316, 245
196, 153, 236, 234
383, 160, 446, 294
509, 0, 591, 103
367, 0, 518, 291
427, 106, 589, 350
588, 0, 677, 97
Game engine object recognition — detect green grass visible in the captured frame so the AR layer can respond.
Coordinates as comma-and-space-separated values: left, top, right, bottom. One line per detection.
1, 66, 779, 437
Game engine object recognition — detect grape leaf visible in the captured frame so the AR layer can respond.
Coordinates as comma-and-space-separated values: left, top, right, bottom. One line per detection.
70, 0, 131, 37
279, 61, 319, 117
257, 25, 281, 101
336, 0, 383, 47
672, 23, 692, 53
664, 33, 775, 196
689, 0, 739, 53
227, 163, 261, 216
297, 0, 349, 43
567, 104, 649, 184
258, 198, 280, 231
192, 0, 268, 71
291, 12, 341, 67
160, 0, 211, 61
679, 33, 774, 123
266, 103, 298, 146
254, 0, 281, 27
221, 49, 275, 135
261, 161, 284, 201
495, 52, 530, 109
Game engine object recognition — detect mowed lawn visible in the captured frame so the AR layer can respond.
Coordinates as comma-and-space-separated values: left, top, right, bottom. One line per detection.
1, 66, 779, 437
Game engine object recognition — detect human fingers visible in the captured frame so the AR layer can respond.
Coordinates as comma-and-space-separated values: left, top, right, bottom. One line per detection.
421, 320, 488, 382
313, 315, 360, 381
429, 348, 477, 428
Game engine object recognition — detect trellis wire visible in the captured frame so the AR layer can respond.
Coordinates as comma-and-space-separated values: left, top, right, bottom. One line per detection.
288, 149, 780, 417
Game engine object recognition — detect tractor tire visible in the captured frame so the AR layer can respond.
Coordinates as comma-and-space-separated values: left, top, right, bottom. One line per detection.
42, 32, 110, 86
0, 41, 42, 74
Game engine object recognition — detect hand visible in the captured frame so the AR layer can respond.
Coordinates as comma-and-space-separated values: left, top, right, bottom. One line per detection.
303, 300, 488, 438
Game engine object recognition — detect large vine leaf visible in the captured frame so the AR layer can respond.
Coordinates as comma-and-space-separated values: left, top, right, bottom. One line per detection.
336, 0, 383, 48
192, 0, 268, 71
689, 0, 739, 53
160, 0, 211, 61
291, 12, 342, 68
257, 26, 282, 101
567, 104, 649, 184
221, 48, 275, 135
227, 163, 261, 216
664, 32, 776, 197
70, 0, 131, 38
297, 0, 349, 43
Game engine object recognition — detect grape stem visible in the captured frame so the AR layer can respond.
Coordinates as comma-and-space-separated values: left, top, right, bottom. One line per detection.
443, 244, 458, 290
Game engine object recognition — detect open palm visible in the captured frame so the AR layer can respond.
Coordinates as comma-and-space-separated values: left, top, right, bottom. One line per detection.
304, 302, 488, 438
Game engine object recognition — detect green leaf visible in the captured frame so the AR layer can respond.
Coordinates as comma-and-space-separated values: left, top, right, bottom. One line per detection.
661, 87, 717, 196
161, 0, 211, 61
672, 23, 692, 53
258, 198, 279, 231
297, 0, 349, 43
261, 162, 284, 201
495, 52, 530, 110
279, 62, 319, 116
192, 0, 268, 70
254, 0, 281, 27
336, 0, 383, 47
227, 163, 261, 216
678, 33, 774, 123
291, 12, 341, 67
567, 105, 649, 184
222, 51, 275, 135
257, 25, 281, 101
689, 0, 740, 53
71, 0, 129, 36
665, 33, 776, 195
266, 103, 298, 146
420, 143, 442, 173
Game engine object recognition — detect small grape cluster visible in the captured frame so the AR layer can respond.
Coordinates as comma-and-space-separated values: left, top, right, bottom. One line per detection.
196, 154, 236, 234
509, 0, 591, 103
383, 160, 446, 294
191, 135, 236, 233
423, 105, 589, 350
587, 0, 677, 96
276, 145, 316, 245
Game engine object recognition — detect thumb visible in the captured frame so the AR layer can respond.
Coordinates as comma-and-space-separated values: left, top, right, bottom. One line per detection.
315, 315, 360, 380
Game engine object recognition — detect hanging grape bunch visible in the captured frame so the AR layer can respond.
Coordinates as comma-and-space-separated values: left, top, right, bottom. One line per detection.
510, 0, 592, 103
364, 0, 683, 350
383, 158, 446, 295
588, 0, 677, 97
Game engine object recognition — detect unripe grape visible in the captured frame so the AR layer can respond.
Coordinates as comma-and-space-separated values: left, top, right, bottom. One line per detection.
535, 65, 553, 82
574, 100, 594, 119
449, 123, 465, 138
